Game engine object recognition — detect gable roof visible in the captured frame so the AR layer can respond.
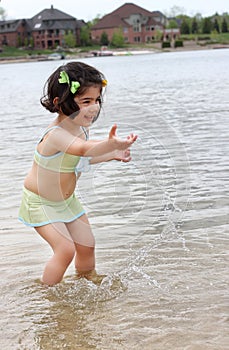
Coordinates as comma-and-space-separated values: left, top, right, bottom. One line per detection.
31, 6, 76, 22
92, 2, 156, 30
0, 19, 25, 33
111, 2, 153, 17
30, 5, 82, 31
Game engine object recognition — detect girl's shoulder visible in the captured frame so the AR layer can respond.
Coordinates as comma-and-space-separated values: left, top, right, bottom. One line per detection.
38, 125, 62, 143
38, 124, 89, 146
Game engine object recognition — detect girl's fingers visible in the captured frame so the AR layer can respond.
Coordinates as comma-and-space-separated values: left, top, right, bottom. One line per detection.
128, 134, 138, 144
122, 157, 131, 162
109, 124, 117, 139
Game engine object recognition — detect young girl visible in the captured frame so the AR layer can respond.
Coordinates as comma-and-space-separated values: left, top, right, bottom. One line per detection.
18, 61, 137, 286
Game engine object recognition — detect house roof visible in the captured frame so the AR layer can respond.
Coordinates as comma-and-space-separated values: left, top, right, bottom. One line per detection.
151, 11, 167, 17
92, 14, 130, 29
0, 19, 24, 33
30, 5, 83, 31
92, 2, 158, 30
31, 5, 76, 22
111, 2, 153, 17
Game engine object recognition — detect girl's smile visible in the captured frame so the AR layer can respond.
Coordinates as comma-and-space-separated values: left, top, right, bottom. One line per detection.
73, 85, 101, 125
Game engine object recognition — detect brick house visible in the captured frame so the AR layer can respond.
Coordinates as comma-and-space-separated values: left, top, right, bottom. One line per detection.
0, 5, 84, 49
29, 5, 84, 49
0, 19, 30, 47
91, 3, 166, 44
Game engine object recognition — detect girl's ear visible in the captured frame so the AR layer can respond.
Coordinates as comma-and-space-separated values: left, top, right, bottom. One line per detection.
53, 97, 59, 106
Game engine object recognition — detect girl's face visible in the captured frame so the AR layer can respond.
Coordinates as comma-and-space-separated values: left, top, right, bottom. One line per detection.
73, 85, 101, 127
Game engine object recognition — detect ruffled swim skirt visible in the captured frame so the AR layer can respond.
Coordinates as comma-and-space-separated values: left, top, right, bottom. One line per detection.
18, 187, 85, 227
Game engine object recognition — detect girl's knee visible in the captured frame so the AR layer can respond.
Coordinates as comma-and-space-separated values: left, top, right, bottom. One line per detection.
75, 244, 95, 272
57, 243, 75, 264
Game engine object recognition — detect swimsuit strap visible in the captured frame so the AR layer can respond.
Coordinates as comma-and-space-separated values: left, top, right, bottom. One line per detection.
81, 126, 89, 140
38, 126, 62, 143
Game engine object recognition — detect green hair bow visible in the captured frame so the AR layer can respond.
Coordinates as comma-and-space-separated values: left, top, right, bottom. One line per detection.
58, 71, 80, 94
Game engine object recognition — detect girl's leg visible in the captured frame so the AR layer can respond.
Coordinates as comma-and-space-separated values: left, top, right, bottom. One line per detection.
66, 214, 95, 273
35, 223, 75, 285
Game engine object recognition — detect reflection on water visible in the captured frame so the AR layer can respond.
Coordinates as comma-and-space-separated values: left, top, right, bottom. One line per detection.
0, 49, 228, 349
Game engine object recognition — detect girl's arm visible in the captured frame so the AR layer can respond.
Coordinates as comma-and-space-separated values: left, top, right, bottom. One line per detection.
85, 127, 132, 164
90, 149, 132, 164
49, 125, 137, 158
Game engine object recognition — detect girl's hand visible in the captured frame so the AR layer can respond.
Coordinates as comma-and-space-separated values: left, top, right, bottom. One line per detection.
108, 124, 138, 150
113, 149, 132, 162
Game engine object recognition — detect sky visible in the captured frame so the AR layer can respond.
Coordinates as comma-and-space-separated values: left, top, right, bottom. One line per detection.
1, 0, 228, 21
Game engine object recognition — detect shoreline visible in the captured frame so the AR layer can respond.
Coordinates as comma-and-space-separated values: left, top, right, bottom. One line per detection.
0, 42, 229, 64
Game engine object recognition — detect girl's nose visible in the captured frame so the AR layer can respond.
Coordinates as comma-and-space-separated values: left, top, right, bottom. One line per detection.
87, 104, 100, 115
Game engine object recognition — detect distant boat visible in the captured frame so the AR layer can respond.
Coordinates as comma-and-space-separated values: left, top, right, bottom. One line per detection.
90, 50, 113, 57
48, 53, 65, 60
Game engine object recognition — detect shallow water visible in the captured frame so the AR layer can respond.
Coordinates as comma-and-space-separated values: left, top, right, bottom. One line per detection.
0, 49, 228, 349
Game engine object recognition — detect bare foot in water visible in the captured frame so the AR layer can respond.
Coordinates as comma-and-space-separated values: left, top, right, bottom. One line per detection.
76, 270, 107, 285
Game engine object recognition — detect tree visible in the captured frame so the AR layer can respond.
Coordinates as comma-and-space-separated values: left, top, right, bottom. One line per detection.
191, 17, 199, 34
100, 31, 109, 46
111, 28, 124, 48
213, 18, 220, 33
88, 14, 101, 27
0, 7, 7, 20
63, 31, 76, 48
221, 17, 228, 33
180, 20, 190, 34
167, 6, 186, 17
195, 13, 202, 22
154, 29, 163, 41
202, 17, 212, 34
80, 25, 91, 46
168, 19, 178, 29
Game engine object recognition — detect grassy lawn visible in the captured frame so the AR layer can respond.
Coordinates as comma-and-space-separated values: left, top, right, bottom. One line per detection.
0, 46, 54, 57
181, 32, 229, 44
209, 32, 229, 43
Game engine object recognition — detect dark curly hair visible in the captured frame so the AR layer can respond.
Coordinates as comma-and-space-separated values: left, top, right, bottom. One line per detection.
40, 61, 106, 120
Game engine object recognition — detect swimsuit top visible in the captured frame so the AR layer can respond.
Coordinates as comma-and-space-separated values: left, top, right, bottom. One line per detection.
33, 126, 90, 173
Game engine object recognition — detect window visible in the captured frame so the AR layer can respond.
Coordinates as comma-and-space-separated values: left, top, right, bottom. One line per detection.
134, 36, 141, 42
146, 26, 155, 31
133, 23, 141, 32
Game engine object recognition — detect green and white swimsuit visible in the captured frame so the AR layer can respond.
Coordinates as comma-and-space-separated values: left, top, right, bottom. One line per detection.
18, 126, 89, 227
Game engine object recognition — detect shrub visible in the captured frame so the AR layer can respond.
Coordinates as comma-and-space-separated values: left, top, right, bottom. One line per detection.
174, 40, 183, 47
162, 41, 171, 48
197, 36, 211, 41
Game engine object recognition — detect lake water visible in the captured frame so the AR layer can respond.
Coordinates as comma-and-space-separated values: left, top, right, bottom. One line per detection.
0, 49, 228, 349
